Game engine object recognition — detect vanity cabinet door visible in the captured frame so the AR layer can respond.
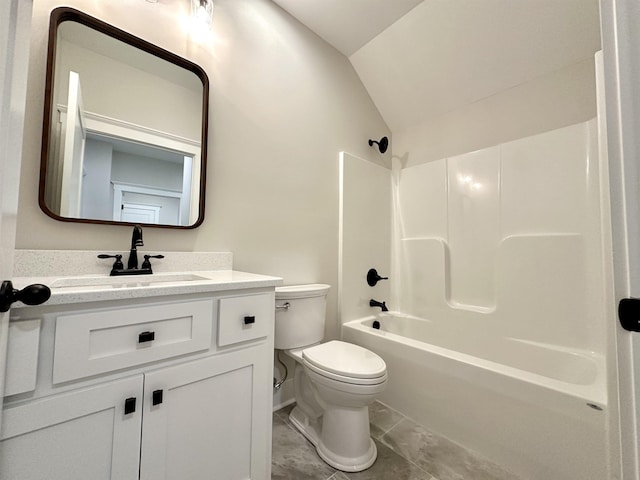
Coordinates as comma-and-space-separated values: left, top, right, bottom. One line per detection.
0, 375, 143, 480
139, 346, 272, 480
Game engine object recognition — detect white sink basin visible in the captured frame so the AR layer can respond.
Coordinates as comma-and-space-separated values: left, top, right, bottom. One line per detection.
49, 273, 210, 290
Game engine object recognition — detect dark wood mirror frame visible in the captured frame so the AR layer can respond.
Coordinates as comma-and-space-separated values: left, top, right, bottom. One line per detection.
39, 7, 209, 229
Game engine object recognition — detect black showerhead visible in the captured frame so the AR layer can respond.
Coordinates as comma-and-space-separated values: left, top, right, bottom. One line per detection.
368, 136, 389, 154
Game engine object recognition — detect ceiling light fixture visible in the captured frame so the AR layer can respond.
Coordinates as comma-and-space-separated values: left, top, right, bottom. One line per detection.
191, 0, 214, 26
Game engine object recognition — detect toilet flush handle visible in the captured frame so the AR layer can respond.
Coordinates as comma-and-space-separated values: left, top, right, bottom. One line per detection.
275, 302, 290, 310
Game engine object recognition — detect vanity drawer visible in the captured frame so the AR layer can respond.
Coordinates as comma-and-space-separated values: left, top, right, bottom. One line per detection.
218, 294, 273, 347
53, 299, 213, 384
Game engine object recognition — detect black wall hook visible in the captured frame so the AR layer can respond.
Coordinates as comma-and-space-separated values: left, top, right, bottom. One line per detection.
368, 136, 389, 154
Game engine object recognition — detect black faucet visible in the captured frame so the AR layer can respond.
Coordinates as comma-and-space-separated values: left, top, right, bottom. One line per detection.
369, 299, 388, 312
98, 225, 164, 276
127, 225, 144, 269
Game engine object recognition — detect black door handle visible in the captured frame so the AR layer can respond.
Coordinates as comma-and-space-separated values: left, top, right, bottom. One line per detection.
0, 280, 51, 312
619, 298, 640, 332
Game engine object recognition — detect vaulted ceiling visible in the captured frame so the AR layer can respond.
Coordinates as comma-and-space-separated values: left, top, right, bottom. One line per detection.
272, 0, 602, 133
271, 0, 423, 57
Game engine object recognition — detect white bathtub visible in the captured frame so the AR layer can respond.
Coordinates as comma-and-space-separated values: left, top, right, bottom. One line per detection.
342, 313, 608, 480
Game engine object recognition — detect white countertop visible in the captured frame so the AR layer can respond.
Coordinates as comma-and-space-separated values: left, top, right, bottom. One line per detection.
11, 270, 283, 307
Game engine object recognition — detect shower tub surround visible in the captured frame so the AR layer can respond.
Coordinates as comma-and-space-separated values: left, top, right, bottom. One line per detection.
339, 120, 612, 480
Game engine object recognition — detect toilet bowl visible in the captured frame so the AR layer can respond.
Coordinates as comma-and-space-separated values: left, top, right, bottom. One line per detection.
275, 285, 388, 472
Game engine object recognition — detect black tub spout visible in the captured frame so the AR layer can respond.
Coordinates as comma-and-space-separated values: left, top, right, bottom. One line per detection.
369, 299, 388, 312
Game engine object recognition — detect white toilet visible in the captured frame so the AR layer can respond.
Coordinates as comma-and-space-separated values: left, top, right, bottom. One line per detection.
275, 284, 388, 472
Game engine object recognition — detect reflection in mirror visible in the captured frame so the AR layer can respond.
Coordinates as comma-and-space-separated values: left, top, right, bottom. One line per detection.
40, 8, 208, 228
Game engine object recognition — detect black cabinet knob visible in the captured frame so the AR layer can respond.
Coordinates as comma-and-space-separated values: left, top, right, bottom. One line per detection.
244, 315, 256, 325
152, 389, 163, 406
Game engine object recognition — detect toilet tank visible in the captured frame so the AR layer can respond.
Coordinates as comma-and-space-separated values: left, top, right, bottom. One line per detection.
274, 284, 331, 350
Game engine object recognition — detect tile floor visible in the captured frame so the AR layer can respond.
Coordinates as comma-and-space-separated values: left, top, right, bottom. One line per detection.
272, 401, 522, 480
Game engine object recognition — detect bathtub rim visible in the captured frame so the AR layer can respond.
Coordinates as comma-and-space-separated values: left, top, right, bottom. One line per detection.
342, 313, 607, 408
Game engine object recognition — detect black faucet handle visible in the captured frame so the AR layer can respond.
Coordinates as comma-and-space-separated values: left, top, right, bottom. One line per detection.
141, 254, 165, 270
367, 268, 389, 287
98, 254, 124, 270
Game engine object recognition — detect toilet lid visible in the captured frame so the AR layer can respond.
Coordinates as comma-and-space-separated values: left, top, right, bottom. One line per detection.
302, 340, 386, 380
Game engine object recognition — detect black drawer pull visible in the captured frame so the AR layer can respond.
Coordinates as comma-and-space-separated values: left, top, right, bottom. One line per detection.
152, 389, 163, 406
124, 397, 136, 415
243, 315, 256, 325
138, 331, 155, 343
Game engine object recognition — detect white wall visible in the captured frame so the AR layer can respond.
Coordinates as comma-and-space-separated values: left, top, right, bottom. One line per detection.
349, 0, 600, 135
111, 153, 183, 191
17, 0, 390, 342
393, 59, 597, 167
339, 152, 391, 322
81, 137, 112, 219
55, 36, 202, 141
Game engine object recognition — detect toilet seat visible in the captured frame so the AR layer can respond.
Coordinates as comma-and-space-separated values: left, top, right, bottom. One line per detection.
302, 341, 387, 386
303, 360, 388, 386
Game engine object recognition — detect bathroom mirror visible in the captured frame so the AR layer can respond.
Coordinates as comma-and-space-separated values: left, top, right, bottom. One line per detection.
39, 7, 208, 228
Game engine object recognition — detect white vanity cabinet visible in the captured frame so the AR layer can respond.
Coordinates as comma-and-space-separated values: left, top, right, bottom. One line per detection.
0, 375, 143, 479
139, 346, 270, 480
1, 283, 276, 480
